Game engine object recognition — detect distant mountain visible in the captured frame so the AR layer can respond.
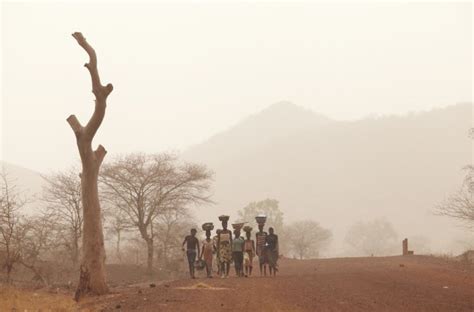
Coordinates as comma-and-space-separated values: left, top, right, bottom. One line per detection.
184, 102, 473, 255
0, 161, 43, 196
2, 102, 472, 255
0, 161, 44, 214
186, 101, 333, 166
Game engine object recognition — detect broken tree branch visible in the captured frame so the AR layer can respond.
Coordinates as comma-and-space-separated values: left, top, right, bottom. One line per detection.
71, 32, 113, 142
95, 145, 107, 166
66, 115, 84, 137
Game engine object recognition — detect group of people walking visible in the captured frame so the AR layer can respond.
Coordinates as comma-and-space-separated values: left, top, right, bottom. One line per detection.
182, 214, 279, 279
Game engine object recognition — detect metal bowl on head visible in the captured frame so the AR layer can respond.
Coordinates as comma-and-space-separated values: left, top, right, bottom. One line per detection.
255, 215, 267, 225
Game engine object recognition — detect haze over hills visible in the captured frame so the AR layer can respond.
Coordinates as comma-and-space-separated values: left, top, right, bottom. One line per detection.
0, 161, 43, 197
184, 102, 473, 255
0, 161, 44, 215
1, 102, 472, 255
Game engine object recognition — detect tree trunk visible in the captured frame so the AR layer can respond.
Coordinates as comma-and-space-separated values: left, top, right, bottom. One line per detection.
72, 232, 80, 266
163, 240, 168, 268
139, 223, 154, 275
76, 165, 108, 298
146, 238, 154, 275
6, 264, 12, 284
116, 230, 121, 262
67, 32, 113, 301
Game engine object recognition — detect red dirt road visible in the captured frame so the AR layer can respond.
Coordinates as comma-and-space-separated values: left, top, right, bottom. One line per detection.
94, 256, 473, 312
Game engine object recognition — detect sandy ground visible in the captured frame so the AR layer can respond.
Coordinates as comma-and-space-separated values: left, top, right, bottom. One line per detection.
1, 255, 472, 311
81, 255, 474, 312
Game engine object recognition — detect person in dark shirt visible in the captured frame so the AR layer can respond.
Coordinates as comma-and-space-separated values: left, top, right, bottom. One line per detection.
182, 228, 200, 279
265, 227, 279, 277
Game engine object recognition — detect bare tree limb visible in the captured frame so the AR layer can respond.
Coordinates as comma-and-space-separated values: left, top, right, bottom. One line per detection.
95, 145, 107, 166
71, 32, 113, 142
67, 115, 84, 137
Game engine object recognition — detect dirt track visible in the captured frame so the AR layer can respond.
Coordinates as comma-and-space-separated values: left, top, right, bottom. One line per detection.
89, 256, 473, 312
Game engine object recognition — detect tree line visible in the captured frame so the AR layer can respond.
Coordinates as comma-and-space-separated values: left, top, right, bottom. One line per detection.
0, 152, 212, 286
1, 164, 343, 286
3, 164, 445, 288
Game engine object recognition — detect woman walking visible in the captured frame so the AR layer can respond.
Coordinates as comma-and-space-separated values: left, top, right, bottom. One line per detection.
213, 229, 221, 276
255, 215, 268, 276
266, 227, 279, 276
243, 226, 255, 277
217, 215, 232, 278
200, 222, 215, 278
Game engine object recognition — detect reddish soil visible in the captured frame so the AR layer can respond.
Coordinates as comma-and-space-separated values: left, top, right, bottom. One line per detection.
81, 255, 474, 312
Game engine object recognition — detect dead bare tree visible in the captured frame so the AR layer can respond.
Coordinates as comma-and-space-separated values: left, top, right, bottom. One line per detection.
67, 32, 113, 299
100, 153, 212, 274
436, 166, 474, 227
41, 168, 83, 266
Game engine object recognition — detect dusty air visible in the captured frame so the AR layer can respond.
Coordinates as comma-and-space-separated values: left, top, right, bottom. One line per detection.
0, 2, 472, 311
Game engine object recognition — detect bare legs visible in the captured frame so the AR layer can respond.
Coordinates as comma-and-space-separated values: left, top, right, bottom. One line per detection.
269, 266, 277, 277
259, 262, 267, 277
188, 262, 195, 279
244, 264, 253, 277
220, 262, 230, 278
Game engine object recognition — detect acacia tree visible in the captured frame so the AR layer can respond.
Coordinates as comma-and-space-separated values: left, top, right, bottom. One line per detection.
41, 168, 83, 265
67, 32, 113, 299
287, 220, 332, 259
436, 166, 474, 227
237, 199, 284, 231
100, 153, 212, 274
238, 199, 288, 253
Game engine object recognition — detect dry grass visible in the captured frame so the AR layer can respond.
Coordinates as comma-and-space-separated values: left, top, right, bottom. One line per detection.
175, 282, 228, 290
0, 286, 78, 311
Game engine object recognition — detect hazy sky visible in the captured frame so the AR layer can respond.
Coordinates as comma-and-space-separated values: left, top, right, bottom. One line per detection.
1, 2, 472, 172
